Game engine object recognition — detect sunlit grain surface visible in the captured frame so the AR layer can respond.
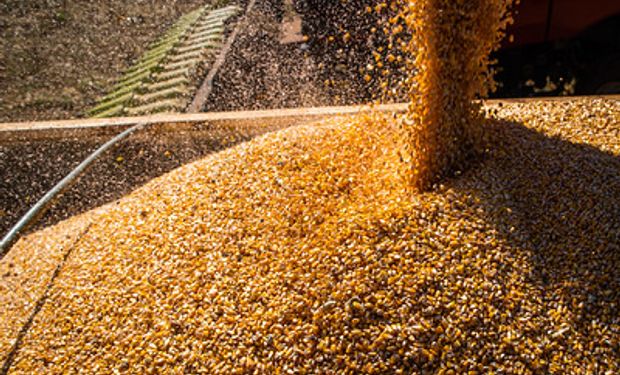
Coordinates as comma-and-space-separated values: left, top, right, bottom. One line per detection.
2, 98, 618, 373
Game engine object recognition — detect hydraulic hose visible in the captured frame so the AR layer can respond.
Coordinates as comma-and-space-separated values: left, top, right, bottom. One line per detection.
0, 123, 146, 259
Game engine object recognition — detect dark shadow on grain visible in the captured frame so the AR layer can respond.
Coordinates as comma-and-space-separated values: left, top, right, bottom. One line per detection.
450, 118, 620, 345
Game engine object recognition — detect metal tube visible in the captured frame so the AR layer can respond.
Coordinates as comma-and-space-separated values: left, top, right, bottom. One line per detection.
0, 123, 146, 259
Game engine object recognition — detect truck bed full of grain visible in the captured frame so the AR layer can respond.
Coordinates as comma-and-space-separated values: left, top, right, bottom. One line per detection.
1, 97, 619, 373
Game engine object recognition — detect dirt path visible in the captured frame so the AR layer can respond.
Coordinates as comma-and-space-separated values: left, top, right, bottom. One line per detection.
202, 0, 332, 112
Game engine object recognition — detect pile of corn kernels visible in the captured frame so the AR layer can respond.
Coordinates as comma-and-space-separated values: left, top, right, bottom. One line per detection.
1, 97, 619, 373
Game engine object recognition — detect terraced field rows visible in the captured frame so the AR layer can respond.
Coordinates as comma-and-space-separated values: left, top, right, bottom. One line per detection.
88, 5, 239, 118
